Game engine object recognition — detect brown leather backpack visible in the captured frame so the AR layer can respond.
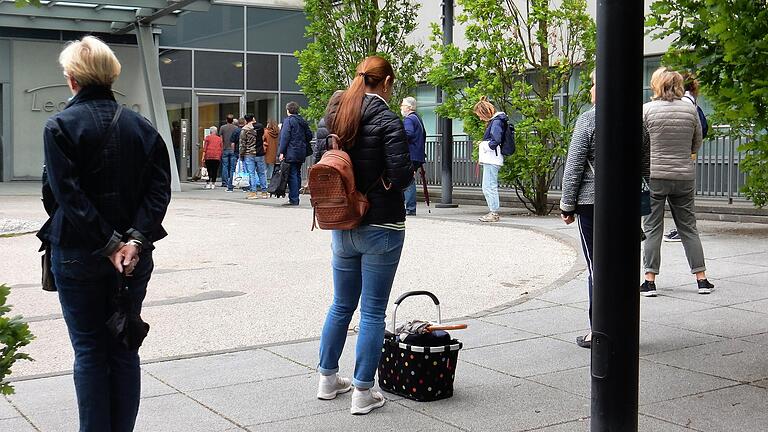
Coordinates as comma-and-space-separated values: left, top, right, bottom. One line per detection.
309, 134, 376, 230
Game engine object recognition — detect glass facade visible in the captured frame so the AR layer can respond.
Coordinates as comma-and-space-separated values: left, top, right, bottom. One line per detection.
159, 49, 192, 88
246, 8, 311, 53
158, 5, 245, 50
194, 51, 245, 89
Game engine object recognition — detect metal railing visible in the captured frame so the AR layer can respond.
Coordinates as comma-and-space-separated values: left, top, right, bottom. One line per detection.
305, 129, 749, 201
420, 130, 748, 201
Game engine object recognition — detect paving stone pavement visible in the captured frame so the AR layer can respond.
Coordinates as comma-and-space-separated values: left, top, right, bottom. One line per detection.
2, 182, 767, 431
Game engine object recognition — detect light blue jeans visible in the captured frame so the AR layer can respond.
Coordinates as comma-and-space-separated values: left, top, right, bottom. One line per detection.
319, 226, 406, 389
482, 163, 501, 212
266, 163, 275, 186
244, 155, 267, 192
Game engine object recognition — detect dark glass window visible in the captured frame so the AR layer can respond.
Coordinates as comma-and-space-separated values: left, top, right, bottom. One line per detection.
194, 51, 244, 89
280, 94, 309, 118
280, 55, 301, 92
246, 92, 278, 126
159, 49, 192, 87
0, 27, 60, 40
164, 90, 192, 176
158, 4, 244, 50
246, 8, 311, 53
247, 54, 278, 91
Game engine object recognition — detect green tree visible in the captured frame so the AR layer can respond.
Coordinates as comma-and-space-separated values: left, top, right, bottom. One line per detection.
296, 0, 424, 123
647, 0, 768, 207
0, 284, 35, 395
14, 0, 41, 6
427, 0, 595, 215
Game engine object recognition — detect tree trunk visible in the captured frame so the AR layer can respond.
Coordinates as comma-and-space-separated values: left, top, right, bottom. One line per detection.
533, 174, 549, 215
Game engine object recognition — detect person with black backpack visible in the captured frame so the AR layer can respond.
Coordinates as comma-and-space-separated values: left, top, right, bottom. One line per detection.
474, 97, 514, 222
400, 96, 426, 215
314, 56, 411, 415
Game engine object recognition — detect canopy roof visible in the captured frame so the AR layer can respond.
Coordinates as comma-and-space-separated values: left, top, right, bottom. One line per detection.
0, 0, 212, 34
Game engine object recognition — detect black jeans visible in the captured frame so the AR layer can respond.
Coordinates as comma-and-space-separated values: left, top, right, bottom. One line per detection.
205, 159, 220, 184
576, 204, 594, 327
52, 246, 153, 432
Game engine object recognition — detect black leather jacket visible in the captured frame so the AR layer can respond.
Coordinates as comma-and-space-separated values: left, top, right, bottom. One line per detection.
38, 85, 172, 256
316, 94, 412, 225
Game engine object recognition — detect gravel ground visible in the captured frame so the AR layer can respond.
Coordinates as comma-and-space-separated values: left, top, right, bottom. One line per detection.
0, 194, 575, 377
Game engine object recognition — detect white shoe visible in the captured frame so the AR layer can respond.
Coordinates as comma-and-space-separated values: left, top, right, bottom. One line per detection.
478, 212, 500, 222
350, 388, 385, 415
317, 374, 352, 400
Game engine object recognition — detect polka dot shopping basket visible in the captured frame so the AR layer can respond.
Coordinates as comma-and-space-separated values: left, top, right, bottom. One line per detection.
377, 291, 463, 402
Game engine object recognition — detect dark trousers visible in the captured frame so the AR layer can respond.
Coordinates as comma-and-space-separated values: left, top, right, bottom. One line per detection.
51, 247, 153, 432
288, 162, 302, 204
576, 204, 594, 327
205, 159, 220, 184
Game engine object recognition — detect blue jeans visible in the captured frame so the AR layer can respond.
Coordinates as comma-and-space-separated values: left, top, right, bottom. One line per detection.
404, 176, 417, 214
288, 162, 302, 204
221, 150, 237, 190
319, 226, 406, 388
576, 205, 594, 327
51, 246, 153, 432
245, 155, 267, 192
266, 163, 275, 186
481, 163, 500, 212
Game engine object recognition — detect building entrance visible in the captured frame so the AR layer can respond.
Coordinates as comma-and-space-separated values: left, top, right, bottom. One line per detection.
193, 93, 243, 176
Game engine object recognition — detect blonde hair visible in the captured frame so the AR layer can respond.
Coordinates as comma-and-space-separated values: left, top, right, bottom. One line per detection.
59, 36, 121, 87
473, 97, 496, 122
650, 67, 684, 102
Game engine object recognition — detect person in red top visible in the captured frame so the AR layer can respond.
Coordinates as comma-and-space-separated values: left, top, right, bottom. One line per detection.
202, 125, 223, 189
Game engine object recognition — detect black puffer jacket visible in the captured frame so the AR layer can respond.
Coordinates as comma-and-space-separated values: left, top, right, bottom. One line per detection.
316, 94, 412, 225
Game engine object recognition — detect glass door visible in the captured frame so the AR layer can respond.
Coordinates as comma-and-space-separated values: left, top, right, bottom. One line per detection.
194, 93, 243, 175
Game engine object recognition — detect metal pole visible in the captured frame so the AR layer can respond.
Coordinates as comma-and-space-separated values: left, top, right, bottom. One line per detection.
436, 0, 458, 208
136, 24, 181, 192
591, 0, 643, 430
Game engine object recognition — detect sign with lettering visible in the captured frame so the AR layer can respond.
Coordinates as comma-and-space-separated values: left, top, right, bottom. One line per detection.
24, 84, 141, 114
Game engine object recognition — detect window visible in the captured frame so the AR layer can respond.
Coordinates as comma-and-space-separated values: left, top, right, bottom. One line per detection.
279, 94, 309, 117
246, 92, 278, 125
247, 8, 311, 53
247, 54, 279, 91
159, 49, 192, 88
280, 55, 301, 92
164, 89, 192, 172
194, 51, 244, 89
159, 4, 244, 50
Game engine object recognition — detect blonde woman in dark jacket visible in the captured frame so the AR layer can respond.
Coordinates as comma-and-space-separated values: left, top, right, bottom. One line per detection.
641, 67, 713, 297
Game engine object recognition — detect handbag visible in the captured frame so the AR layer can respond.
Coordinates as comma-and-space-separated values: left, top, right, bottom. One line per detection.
39, 243, 56, 292
232, 160, 250, 188
199, 166, 209, 181
477, 140, 504, 166
106, 272, 150, 351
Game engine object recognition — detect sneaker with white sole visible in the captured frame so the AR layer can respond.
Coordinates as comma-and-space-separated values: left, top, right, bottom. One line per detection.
663, 229, 682, 242
317, 374, 352, 400
640, 280, 657, 297
478, 212, 500, 222
697, 278, 714, 294
350, 388, 385, 415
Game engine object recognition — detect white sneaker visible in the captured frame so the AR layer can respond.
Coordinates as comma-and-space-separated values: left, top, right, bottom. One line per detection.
350, 388, 385, 415
317, 374, 352, 400
478, 212, 500, 222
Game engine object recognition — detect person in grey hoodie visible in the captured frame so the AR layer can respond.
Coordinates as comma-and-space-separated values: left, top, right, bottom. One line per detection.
641, 67, 713, 297
560, 71, 650, 348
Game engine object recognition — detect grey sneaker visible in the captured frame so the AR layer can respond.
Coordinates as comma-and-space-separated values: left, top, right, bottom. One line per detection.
478, 212, 500, 222
350, 388, 386, 415
317, 374, 352, 400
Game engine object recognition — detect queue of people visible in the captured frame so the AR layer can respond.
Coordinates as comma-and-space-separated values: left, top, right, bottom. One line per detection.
39, 35, 717, 430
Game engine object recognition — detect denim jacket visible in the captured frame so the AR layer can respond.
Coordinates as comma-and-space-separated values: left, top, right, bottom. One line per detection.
37, 85, 172, 256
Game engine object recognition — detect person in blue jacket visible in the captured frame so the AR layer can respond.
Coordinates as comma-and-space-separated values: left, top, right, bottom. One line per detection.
474, 97, 509, 222
400, 96, 426, 215
278, 102, 313, 205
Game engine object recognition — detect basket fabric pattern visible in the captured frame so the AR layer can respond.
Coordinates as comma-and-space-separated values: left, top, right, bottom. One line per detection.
378, 334, 462, 402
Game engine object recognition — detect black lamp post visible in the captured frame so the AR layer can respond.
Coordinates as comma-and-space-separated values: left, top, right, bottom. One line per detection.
591, 0, 644, 430
436, 0, 458, 208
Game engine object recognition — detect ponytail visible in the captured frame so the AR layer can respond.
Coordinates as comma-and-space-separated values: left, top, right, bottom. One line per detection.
329, 56, 395, 149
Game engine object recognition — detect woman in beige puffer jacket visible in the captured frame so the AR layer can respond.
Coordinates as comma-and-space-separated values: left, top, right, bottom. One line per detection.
641, 67, 713, 297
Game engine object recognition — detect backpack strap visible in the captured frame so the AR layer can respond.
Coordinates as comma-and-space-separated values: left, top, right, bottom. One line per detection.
101, 105, 123, 148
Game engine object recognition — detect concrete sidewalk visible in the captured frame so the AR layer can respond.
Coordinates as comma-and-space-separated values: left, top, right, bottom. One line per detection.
2, 190, 767, 431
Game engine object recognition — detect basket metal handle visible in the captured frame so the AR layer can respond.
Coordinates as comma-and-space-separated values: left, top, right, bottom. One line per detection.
391, 290, 442, 333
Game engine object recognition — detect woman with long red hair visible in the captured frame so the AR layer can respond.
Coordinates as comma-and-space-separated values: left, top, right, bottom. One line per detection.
315, 56, 411, 415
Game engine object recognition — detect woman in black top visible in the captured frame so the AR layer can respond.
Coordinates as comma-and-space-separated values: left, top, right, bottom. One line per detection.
315, 56, 411, 415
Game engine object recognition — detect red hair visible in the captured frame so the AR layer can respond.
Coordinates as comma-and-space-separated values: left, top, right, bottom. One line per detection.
329, 56, 395, 149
